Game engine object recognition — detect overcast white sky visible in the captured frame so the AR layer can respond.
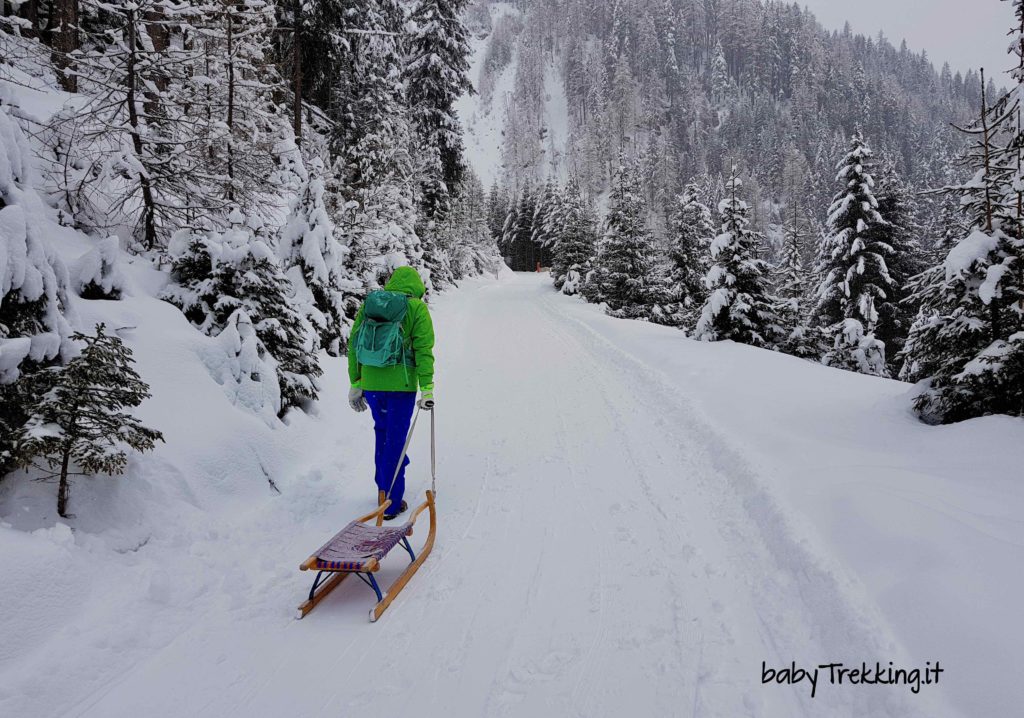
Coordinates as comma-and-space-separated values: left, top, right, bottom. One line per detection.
798, 0, 1016, 83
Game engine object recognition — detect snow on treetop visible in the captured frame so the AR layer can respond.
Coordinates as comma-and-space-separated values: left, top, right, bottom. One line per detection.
710, 231, 736, 256
717, 197, 748, 214
0, 107, 31, 196
943, 228, 998, 282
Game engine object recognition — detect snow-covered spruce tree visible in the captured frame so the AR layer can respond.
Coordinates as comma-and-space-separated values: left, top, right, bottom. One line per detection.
329, 0, 429, 288
665, 184, 714, 326
486, 181, 510, 243
46, 1, 213, 249
695, 169, 781, 347
419, 219, 456, 289
1, 105, 74, 477
19, 325, 163, 518
900, 70, 1024, 422
585, 159, 656, 316
530, 179, 560, 267
72, 237, 125, 300
505, 185, 537, 271
550, 179, 597, 294
812, 132, 892, 376
772, 216, 821, 358
321, 155, 400, 306
499, 191, 519, 262
405, 0, 474, 222
438, 171, 503, 279
869, 159, 928, 367
540, 185, 568, 260
162, 211, 321, 416
280, 157, 358, 356
776, 220, 807, 303
710, 40, 731, 105
209, 308, 282, 420
195, 0, 282, 208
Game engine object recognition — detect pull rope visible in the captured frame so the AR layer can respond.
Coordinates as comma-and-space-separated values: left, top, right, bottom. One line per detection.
383, 406, 437, 503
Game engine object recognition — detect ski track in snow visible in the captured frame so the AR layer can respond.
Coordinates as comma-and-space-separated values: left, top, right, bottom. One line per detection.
0, 273, 979, 718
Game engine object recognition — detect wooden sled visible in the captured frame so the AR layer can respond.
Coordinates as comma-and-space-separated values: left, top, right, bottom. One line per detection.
297, 490, 436, 622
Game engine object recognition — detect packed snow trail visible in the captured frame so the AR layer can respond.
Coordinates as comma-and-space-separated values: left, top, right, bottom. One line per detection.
5, 273, 986, 718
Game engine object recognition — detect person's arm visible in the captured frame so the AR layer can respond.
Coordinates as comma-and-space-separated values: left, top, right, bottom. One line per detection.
411, 301, 435, 390
348, 305, 364, 386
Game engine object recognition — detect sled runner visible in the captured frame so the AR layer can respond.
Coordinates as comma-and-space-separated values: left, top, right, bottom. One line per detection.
296, 406, 437, 622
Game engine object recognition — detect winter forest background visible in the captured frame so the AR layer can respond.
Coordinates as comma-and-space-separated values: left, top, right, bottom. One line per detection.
475, 0, 1023, 424
2, 0, 1023, 514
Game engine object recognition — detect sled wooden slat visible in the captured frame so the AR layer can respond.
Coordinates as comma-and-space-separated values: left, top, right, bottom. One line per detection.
296, 490, 436, 622
370, 490, 436, 622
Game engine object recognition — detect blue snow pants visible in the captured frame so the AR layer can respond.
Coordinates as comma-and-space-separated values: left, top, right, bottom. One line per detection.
364, 390, 416, 510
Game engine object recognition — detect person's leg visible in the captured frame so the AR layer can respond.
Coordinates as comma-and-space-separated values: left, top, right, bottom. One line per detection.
364, 391, 389, 497
379, 391, 416, 512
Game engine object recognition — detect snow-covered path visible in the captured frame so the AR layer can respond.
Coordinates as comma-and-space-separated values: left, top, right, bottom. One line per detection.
7, 273, 1012, 718
8, 272, 1015, 712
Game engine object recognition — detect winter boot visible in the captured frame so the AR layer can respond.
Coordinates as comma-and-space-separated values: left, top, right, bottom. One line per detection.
383, 500, 408, 521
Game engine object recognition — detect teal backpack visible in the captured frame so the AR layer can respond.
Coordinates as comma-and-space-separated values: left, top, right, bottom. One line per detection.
354, 290, 414, 368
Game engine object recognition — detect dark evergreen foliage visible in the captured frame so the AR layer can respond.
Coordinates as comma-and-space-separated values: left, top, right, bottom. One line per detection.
163, 220, 322, 416
406, 0, 475, 220
549, 180, 598, 294
19, 325, 163, 517
695, 170, 780, 346
585, 160, 656, 314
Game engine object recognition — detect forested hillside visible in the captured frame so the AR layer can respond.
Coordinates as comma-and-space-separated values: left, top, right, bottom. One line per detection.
468, 0, 1023, 423
1, 0, 499, 495
480, 0, 977, 234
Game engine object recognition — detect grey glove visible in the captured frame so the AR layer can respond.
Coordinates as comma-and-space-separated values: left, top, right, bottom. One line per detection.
348, 386, 368, 412
417, 383, 434, 410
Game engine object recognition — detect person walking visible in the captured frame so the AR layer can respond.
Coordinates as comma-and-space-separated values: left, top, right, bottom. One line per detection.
347, 266, 435, 520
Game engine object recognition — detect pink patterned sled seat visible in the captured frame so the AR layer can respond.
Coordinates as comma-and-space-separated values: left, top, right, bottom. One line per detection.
310, 520, 413, 571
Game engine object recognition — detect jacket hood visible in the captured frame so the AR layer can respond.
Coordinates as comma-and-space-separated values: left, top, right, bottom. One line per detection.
384, 266, 427, 299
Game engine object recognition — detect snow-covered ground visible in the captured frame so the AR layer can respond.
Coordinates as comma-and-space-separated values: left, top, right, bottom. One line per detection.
2, 272, 1021, 718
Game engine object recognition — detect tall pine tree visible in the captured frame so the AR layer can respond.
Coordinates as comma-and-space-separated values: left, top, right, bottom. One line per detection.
406, 0, 474, 221
666, 184, 714, 326
550, 179, 597, 294
585, 159, 655, 315
812, 132, 892, 375
695, 169, 780, 346
901, 66, 1024, 422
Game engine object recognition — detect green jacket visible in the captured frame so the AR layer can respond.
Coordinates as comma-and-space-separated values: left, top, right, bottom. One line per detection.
348, 266, 434, 393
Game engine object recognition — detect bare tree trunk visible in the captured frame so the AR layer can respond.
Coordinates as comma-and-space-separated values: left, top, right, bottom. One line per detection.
1018, 109, 1024, 321
1018, 16, 1024, 321
20, 0, 40, 37
40, 0, 54, 45
226, 2, 235, 201
57, 449, 71, 517
978, 70, 1002, 341
126, 11, 158, 249
144, 4, 169, 117
292, 0, 302, 147
52, 0, 78, 92
980, 69, 993, 233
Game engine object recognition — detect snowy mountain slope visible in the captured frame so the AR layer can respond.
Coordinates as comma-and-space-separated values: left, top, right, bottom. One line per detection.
456, 3, 571, 188
455, 4, 519, 188
2, 272, 1020, 718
